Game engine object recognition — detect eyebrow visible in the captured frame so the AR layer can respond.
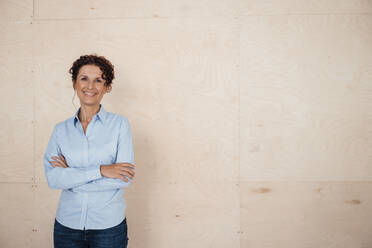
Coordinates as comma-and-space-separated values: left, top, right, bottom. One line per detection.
79, 75, 103, 79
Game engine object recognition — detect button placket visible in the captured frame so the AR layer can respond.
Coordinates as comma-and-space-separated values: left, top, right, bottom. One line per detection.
83, 117, 98, 229
80, 193, 88, 229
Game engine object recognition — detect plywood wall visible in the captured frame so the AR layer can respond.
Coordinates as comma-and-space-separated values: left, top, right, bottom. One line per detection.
0, 0, 371, 247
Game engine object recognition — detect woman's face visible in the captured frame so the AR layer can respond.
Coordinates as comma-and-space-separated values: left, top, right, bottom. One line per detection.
73, 64, 111, 107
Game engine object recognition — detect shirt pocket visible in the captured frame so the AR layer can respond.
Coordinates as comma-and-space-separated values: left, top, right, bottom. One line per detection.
96, 139, 118, 165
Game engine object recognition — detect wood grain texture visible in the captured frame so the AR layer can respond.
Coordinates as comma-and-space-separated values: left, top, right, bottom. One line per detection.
31, 183, 60, 248
240, 14, 372, 181
0, 21, 34, 182
34, 0, 239, 19
240, 0, 372, 15
126, 183, 240, 247
0, 0, 33, 21
0, 0, 372, 247
0, 183, 34, 248
240, 181, 372, 248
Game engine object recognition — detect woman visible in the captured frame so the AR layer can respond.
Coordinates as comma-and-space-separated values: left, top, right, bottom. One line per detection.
43, 54, 135, 248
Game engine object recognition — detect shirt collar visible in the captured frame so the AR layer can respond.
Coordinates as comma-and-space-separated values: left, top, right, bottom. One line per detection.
73, 104, 107, 127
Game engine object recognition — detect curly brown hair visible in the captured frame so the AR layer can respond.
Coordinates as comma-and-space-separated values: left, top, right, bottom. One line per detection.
69, 54, 115, 87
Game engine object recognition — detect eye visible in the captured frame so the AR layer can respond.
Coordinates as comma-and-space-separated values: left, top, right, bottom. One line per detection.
81, 78, 87, 80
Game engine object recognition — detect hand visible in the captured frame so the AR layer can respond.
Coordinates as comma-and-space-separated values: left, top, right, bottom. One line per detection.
100, 163, 135, 182
49, 154, 69, 168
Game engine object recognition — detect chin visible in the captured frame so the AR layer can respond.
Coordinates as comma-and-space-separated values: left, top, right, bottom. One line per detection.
79, 99, 99, 106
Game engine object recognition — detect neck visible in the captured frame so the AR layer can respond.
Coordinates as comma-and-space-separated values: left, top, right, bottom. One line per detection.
79, 104, 100, 123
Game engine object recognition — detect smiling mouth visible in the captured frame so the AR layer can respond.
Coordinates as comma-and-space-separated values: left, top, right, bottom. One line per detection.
83, 91, 97, 97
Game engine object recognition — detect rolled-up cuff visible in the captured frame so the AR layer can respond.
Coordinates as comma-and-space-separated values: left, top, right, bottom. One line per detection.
86, 166, 103, 181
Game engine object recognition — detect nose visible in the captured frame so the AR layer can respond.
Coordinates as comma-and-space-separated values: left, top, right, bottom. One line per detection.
87, 80, 94, 89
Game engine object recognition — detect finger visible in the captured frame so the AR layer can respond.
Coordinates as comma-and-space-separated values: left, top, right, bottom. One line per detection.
116, 168, 133, 179
118, 163, 135, 169
50, 161, 60, 168
125, 171, 134, 179
57, 155, 69, 167
59, 161, 68, 168
122, 172, 133, 179
58, 158, 67, 167
53, 155, 65, 164
120, 168, 134, 177
120, 175, 129, 182
52, 156, 60, 161
62, 159, 69, 168
50, 161, 66, 168
125, 163, 135, 169
59, 154, 66, 162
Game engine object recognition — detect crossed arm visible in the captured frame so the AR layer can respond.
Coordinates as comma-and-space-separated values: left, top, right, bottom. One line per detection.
44, 118, 135, 192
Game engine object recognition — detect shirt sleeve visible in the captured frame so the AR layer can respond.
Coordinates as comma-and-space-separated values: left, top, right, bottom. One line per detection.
71, 116, 135, 192
44, 124, 103, 190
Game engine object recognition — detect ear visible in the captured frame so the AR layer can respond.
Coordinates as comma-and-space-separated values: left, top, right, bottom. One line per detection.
72, 80, 76, 90
106, 85, 112, 93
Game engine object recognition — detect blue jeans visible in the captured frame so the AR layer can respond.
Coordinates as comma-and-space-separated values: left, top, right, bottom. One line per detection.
53, 218, 128, 248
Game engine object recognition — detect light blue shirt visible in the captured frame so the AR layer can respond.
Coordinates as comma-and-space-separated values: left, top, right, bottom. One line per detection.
43, 104, 134, 230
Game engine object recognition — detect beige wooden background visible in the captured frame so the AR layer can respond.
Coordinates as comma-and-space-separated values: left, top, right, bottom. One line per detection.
1, 0, 372, 247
